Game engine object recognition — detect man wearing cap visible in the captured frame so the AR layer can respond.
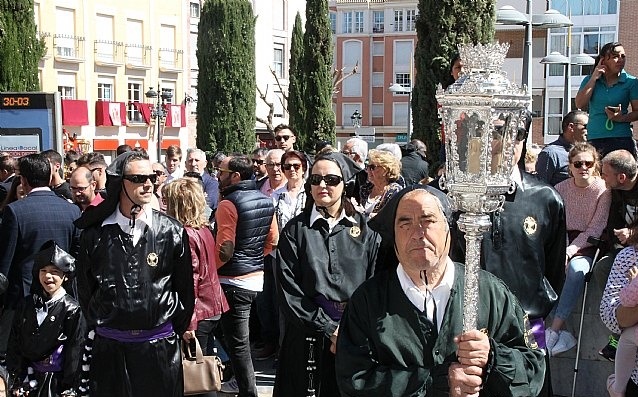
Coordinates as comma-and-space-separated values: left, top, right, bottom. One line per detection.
74, 150, 194, 397
335, 186, 545, 397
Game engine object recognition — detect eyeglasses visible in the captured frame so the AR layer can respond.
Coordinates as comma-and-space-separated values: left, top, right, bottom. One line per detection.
90, 167, 104, 174
275, 135, 292, 142
214, 167, 235, 174
573, 122, 588, 129
153, 170, 166, 176
265, 162, 282, 169
309, 174, 343, 186
366, 163, 378, 171
122, 174, 158, 184
282, 163, 302, 171
341, 150, 353, 156
571, 160, 595, 169
252, 159, 265, 165
70, 185, 89, 192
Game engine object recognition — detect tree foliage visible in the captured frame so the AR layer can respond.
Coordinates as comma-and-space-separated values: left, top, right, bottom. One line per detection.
196, 0, 256, 154
0, 0, 44, 91
413, 0, 494, 162
287, 12, 306, 150
301, 0, 335, 151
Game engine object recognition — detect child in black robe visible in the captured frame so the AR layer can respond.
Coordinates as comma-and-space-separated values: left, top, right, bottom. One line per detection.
7, 240, 86, 397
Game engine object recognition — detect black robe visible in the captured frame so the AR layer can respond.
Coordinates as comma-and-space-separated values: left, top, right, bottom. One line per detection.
7, 294, 86, 396
274, 209, 381, 397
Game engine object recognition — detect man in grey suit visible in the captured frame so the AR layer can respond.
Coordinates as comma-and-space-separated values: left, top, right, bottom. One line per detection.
0, 153, 81, 355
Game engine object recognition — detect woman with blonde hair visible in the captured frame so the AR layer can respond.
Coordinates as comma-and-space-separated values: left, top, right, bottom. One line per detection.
163, 179, 229, 360
545, 142, 611, 356
360, 149, 403, 217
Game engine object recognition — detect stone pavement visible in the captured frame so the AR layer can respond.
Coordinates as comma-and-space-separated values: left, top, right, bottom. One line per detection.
212, 355, 276, 397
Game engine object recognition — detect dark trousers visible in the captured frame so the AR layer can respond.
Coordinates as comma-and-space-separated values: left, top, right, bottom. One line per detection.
626, 379, 638, 396
589, 137, 637, 159
221, 285, 259, 397
89, 333, 183, 397
194, 318, 220, 356
256, 256, 279, 346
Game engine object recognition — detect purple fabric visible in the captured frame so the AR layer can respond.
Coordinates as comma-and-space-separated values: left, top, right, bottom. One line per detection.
96, 322, 174, 343
529, 317, 546, 350
313, 295, 347, 321
32, 344, 64, 373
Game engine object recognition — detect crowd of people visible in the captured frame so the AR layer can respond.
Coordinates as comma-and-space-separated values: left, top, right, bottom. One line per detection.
0, 40, 638, 397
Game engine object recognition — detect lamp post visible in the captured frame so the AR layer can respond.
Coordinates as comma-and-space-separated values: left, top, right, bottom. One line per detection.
145, 86, 172, 162
388, 83, 412, 137
350, 109, 362, 136
540, 52, 594, 116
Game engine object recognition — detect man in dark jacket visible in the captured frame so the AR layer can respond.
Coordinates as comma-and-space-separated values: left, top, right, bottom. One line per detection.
401, 139, 429, 185
74, 151, 194, 397
215, 154, 277, 397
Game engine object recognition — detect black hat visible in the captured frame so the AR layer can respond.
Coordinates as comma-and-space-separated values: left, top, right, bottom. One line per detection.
313, 151, 360, 184
368, 184, 452, 241
33, 240, 76, 278
74, 151, 144, 229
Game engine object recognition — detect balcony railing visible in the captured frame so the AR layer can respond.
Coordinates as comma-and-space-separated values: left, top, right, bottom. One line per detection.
53, 34, 85, 62
125, 44, 152, 69
159, 48, 184, 72
37, 32, 53, 59
94, 40, 124, 66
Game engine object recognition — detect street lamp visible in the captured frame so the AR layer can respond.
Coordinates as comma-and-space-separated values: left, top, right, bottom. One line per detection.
388, 83, 412, 137
145, 86, 172, 162
540, 52, 595, 115
350, 109, 362, 131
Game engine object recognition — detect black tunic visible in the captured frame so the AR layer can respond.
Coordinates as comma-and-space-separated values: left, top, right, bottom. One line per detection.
8, 294, 86, 396
274, 209, 381, 397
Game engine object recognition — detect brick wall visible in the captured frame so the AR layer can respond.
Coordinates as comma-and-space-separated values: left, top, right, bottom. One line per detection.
619, 0, 638, 74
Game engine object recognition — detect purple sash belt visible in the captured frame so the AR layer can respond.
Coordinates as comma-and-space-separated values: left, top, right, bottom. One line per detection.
32, 345, 64, 373
96, 322, 174, 343
529, 317, 546, 350
313, 295, 347, 321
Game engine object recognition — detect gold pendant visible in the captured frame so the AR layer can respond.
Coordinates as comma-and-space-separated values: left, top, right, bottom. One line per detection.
147, 252, 159, 267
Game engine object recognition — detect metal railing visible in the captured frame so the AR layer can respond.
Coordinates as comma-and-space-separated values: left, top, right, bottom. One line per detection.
37, 32, 53, 59
158, 48, 183, 71
94, 40, 124, 64
125, 44, 152, 68
53, 34, 85, 60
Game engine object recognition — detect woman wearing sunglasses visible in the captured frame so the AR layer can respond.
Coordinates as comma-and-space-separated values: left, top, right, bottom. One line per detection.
273, 151, 381, 397
360, 149, 403, 218
545, 142, 611, 356
274, 150, 308, 231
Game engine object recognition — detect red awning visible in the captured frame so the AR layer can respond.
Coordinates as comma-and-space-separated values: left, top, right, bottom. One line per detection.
125, 139, 149, 150
61, 100, 89, 126
95, 101, 127, 126
93, 139, 120, 151
161, 138, 181, 149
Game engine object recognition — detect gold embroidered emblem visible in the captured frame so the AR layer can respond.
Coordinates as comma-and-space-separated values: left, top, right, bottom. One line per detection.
147, 252, 159, 267
349, 226, 361, 238
523, 216, 537, 236
522, 314, 538, 349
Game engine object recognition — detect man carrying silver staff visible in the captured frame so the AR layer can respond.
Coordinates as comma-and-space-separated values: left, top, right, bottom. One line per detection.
335, 186, 545, 397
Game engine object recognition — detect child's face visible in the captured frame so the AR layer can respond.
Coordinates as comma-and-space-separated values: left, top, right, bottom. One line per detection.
39, 265, 66, 296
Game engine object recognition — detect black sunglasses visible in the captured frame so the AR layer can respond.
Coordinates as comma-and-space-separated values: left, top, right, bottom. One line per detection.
366, 163, 377, 171
309, 174, 343, 187
571, 160, 594, 169
153, 170, 166, 176
282, 163, 302, 171
275, 135, 292, 142
123, 174, 158, 184
252, 159, 265, 165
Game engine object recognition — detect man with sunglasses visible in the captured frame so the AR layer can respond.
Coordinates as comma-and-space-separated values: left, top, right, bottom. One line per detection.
252, 147, 269, 190
536, 110, 589, 186
214, 154, 277, 397
273, 124, 297, 152
74, 151, 194, 397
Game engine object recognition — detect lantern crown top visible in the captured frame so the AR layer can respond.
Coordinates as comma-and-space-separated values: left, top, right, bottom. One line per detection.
458, 42, 509, 72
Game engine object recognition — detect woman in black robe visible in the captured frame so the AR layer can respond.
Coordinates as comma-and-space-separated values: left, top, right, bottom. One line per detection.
273, 151, 381, 397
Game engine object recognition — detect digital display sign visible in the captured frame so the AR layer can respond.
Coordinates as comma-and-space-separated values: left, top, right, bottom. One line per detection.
0, 93, 51, 109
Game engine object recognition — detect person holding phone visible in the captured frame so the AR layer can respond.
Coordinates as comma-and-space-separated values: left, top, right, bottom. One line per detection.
575, 42, 638, 158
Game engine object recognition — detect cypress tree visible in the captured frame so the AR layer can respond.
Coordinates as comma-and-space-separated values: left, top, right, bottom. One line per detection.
196, 0, 256, 154
302, 0, 335, 151
287, 12, 306, 150
0, 0, 44, 91
412, 0, 494, 164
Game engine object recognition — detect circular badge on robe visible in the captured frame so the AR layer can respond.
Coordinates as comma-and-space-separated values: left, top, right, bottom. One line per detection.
523, 216, 537, 236
349, 225, 361, 238
147, 252, 159, 267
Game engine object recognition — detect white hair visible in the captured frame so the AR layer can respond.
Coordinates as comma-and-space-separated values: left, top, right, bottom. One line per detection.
375, 143, 402, 160
266, 148, 285, 162
346, 137, 368, 163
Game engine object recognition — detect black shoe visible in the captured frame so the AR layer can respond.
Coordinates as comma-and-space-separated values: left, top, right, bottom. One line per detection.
598, 335, 618, 362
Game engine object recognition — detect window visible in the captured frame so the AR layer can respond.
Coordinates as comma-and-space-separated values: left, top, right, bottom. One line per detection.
394, 73, 411, 94
57, 72, 76, 99
549, 25, 615, 76
190, 2, 200, 18
406, 10, 417, 31
126, 19, 144, 65
273, 92, 284, 118
393, 103, 409, 126
55, 7, 75, 57
372, 42, 384, 56
373, 11, 384, 33
273, 44, 284, 78
394, 10, 403, 32
161, 82, 176, 105
342, 103, 362, 126
97, 77, 114, 101
342, 41, 362, 97
371, 104, 384, 118
546, 97, 563, 136
190, 32, 198, 68
343, 12, 353, 33
95, 14, 114, 62
354, 11, 364, 33
330, 13, 336, 34
372, 72, 384, 87
127, 80, 143, 122
160, 25, 176, 68
552, 0, 617, 16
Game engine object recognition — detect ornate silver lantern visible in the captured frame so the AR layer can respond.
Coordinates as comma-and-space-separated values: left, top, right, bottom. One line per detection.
437, 42, 530, 332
